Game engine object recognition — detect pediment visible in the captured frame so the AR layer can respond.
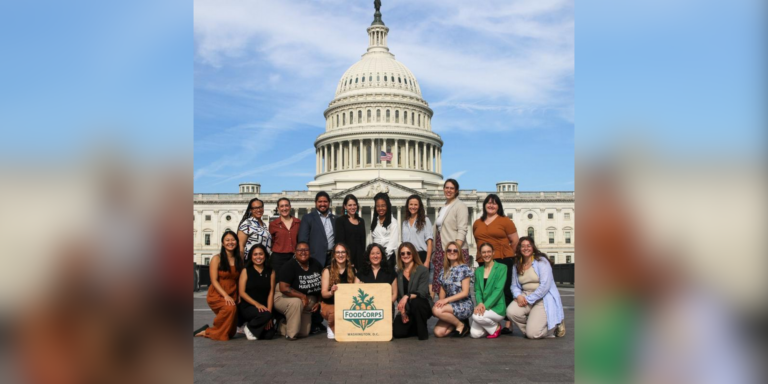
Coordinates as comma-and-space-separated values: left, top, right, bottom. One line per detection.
332, 178, 425, 200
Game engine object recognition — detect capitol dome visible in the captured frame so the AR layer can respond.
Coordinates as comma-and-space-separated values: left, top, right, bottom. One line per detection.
308, 6, 444, 193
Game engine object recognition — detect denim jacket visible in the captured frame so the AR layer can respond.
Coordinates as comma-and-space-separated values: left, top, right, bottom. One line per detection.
511, 258, 565, 330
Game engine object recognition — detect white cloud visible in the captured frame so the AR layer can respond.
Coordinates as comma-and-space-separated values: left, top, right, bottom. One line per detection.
212, 148, 316, 185
447, 170, 467, 179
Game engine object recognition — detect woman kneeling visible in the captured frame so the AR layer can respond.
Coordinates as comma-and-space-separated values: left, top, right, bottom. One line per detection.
506, 237, 566, 339
432, 241, 474, 337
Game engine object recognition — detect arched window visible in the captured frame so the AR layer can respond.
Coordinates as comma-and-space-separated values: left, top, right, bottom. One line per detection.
367, 110, 371, 123
398, 77, 402, 83
395, 110, 399, 123
349, 111, 353, 124
386, 110, 390, 122
384, 75, 388, 82
336, 114, 339, 127
358, 110, 362, 123
404, 111, 408, 124
418, 114, 421, 126
411, 112, 415, 125
369, 76, 372, 82
376, 109, 381, 122
361, 76, 365, 83
377, 74, 380, 81
342, 114, 346, 126
528, 227, 535, 238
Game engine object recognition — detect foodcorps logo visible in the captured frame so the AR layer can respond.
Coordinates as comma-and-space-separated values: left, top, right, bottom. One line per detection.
343, 288, 384, 331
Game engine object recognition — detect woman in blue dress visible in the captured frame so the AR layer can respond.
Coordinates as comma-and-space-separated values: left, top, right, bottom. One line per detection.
432, 241, 474, 337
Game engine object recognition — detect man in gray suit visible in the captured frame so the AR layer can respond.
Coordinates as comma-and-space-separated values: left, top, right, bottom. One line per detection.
298, 191, 335, 333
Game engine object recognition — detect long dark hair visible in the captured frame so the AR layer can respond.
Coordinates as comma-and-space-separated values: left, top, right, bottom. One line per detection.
244, 243, 271, 272
371, 192, 392, 231
405, 194, 426, 231
514, 236, 549, 275
360, 243, 392, 275
343, 194, 360, 219
239, 197, 263, 227
218, 230, 244, 272
480, 194, 505, 221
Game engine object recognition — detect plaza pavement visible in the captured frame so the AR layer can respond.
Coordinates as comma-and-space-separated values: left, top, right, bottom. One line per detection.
194, 287, 575, 383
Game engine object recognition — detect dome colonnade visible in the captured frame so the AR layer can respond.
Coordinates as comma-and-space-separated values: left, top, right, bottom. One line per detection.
310, 7, 443, 191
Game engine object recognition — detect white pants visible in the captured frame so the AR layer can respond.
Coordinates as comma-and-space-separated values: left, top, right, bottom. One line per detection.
470, 309, 505, 338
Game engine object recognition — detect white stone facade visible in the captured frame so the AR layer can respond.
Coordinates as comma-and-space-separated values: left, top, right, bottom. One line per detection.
193, 9, 575, 266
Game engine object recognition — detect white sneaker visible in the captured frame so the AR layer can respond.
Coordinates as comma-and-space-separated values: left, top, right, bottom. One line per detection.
244, 326, 257, 341
327, 327, 335, 339
236, 325, 245, 334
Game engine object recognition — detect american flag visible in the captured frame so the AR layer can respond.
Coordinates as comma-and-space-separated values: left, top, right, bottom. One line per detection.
380, 151, 392, 161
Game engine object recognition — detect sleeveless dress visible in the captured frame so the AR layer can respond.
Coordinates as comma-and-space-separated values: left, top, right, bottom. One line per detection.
205, 264, 240, 340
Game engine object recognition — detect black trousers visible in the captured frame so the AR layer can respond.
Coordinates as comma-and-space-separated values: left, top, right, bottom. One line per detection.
496, 257, 517, 321
271, 252, 294, 275
416, 251, 427, 265
238, 304, 276, 340
392, 297, 432, 340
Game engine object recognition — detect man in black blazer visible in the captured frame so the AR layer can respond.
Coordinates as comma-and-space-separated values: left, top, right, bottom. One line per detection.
298, 191, 335, 334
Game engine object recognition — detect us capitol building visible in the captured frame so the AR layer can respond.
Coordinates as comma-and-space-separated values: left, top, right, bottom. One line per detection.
194, 6, 575, 265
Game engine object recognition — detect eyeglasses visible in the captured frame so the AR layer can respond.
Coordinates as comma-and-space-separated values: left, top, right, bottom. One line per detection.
446, 249, 459, 253
335, 251, 347, 255
296, 249, 310, 253
251, 206, 264, 210
399, 252, 412, 256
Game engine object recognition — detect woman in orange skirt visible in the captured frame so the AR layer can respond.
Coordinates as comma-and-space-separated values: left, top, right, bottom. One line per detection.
195, 230, 244, 340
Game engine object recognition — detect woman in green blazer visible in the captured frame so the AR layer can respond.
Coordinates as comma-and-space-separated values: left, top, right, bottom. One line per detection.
471, 243, 508, 338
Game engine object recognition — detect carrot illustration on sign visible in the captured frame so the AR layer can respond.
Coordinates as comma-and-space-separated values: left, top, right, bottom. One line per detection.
343, 288, 384, 331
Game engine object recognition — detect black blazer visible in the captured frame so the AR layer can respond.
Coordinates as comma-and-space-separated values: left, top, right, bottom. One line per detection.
297, 209, 335, 266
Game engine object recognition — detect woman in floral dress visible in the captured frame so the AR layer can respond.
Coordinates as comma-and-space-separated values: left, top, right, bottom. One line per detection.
432, 241, 474, 337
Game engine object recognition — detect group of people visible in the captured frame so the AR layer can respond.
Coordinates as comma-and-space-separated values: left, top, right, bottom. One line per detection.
194, 179, 566, 341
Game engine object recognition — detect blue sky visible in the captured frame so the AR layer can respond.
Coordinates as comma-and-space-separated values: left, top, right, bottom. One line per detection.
193, 0, 575, 193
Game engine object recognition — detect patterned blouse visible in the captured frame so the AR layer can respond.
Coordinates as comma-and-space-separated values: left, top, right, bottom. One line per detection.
437, 264, 475, 320
239, 217, 272, 259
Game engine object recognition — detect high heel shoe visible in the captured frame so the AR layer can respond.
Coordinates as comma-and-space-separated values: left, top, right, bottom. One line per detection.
486, 325, 502, 339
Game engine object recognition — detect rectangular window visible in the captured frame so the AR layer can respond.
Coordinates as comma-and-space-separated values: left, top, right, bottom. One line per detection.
548, 213, 554, 219
549, 256, 555, 263
564, 212, 571, 220
565, 231, 572, 244
509, 213, 513, 219
204, 257, 211, 265
548, 231, 555, 244
205, 215, 211, 221
566, 255, 572, 264
205, 234, 211, 246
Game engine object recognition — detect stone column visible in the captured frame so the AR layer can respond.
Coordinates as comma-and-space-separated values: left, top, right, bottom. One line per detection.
322, 146, 327, 172
316, 149, 320, 174
369, 138, 374, 168
405, 140, 410, 169
394, 139, 399, 168
359, 139, 364, 168
348, 141, 352, 170
331, 143, 336, 171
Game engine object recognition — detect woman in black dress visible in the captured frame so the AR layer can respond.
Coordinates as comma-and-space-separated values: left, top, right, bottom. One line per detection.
355, 243, 397, 304
334, 194, 366, 270
237, 244, 276, 340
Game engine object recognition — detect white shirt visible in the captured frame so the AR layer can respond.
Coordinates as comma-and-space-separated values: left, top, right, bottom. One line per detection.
435, 200, 456, 230
371, 215, 399, 257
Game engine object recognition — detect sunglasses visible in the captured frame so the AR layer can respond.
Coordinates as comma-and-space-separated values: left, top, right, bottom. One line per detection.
399, 251, 412, 256
446, 249, 459, 253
